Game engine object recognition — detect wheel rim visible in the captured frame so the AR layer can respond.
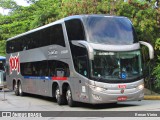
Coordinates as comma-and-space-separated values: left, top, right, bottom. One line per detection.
66, 89, 71, 103
14, 84, 17, 92
55, 88, 60, 100
19, 83, 22, 94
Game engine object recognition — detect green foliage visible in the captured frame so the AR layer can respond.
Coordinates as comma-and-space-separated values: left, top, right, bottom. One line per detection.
155, 38, 160, 50
153, 58, 160, 88
29, 0, 61, 28
0, 0, 17, 9
0, 40, 6, 56
153, 38, 160, 88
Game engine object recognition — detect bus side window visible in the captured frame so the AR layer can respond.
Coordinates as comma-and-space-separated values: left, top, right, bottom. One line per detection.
48, 60, 70, 77
50, 24, 65, 47
77, 56, 88, 77
48, 61, 55, 77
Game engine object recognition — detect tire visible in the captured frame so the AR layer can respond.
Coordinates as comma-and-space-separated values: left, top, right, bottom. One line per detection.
18, 81, 24, 96
66, 86, 75, 107
55, 86, 66, 105
14, 83, 19, 96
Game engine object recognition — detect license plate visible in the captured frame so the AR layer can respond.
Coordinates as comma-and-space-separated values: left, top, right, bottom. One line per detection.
117, 96, 127, 101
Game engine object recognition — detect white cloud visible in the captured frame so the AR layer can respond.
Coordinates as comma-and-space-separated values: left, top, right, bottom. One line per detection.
0, 7, 10, 15
0, 0, 30, 15
14, 0, 30, 6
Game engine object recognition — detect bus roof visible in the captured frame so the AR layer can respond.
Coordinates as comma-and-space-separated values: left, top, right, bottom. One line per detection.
7, 14, 128, 41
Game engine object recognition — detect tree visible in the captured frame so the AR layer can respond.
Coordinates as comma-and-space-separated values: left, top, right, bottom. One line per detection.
29, 0, 62, 29
153, 38, 160, 88
0, 40, 5, 56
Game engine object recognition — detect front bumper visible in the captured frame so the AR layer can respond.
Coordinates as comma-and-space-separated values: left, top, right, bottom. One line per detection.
89, 87, 144, 104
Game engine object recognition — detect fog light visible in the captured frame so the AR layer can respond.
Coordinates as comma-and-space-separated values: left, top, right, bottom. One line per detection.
89, 85, 106, 92
92, 94, 102, 101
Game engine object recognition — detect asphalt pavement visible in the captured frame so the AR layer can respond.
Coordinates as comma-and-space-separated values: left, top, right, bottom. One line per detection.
0, 89, 160, 120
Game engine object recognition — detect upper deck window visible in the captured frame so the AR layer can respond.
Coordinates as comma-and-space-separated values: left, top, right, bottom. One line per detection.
6, 24, 65, 53
65, 19, 85, 41
85, 16, 138, 45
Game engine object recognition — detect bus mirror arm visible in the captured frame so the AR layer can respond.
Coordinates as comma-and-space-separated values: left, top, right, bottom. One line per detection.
139, 41, 154, 59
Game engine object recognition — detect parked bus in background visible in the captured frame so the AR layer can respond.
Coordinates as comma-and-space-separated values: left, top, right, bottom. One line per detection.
6, 15, 154, 107
0, 56, 6, 90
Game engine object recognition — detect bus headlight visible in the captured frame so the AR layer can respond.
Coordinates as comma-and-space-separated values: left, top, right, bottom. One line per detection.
89, 85, 106, 92
138, 84, 144, 90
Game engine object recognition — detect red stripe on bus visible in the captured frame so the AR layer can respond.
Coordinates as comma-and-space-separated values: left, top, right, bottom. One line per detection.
52, 77, 67, 81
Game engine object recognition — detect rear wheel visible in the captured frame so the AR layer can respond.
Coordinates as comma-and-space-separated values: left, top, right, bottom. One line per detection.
55, 86, 66, 105
66, 86, 75, 107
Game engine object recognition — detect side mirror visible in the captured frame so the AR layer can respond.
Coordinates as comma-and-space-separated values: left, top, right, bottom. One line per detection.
139, 41, 154, 59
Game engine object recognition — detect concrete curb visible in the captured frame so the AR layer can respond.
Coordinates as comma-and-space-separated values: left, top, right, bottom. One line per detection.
144, 95, 160, 100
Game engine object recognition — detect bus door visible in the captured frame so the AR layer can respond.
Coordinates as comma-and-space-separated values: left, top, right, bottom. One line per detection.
75, 56, 89, 102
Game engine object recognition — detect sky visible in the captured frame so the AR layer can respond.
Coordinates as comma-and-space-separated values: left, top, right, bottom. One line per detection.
0, 0, 30, 15
14, 0, 30, 6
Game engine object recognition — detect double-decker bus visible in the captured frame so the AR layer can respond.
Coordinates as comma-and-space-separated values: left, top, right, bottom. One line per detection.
6, 15, 154, 107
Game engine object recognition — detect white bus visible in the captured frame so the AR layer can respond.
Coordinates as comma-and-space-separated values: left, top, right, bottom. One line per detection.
6, 15, 154, 107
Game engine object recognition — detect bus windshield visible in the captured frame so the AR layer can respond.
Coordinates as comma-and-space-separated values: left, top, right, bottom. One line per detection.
85, 16, 138, 45
91, 50, 142, 81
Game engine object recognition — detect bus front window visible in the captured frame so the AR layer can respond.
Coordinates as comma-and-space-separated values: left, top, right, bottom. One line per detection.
91, 50, 142, 81
85, 16, 138, 45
